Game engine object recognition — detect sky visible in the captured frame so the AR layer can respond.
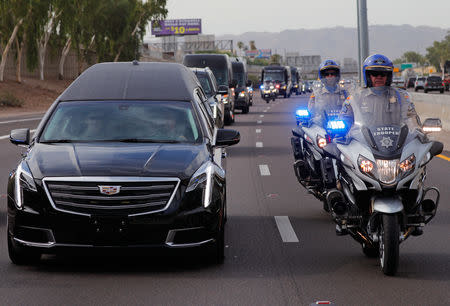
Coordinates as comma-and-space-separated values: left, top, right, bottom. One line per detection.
145, 0, 450, 38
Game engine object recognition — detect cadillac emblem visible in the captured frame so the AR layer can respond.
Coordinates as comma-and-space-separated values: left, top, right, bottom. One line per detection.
99, 186, 121, 195
380, 137, 394, 148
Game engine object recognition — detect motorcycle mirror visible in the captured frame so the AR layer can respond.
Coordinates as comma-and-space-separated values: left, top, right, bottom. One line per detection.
429, 141, 443, 157
292, 127, 304, 138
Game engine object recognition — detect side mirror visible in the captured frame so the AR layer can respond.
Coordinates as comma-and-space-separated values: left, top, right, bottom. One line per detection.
218, 85, 228, 94
422, 118, 442, 133
10, 128, 30, 146
216, 129, 240, 147
246, 80, 252, 87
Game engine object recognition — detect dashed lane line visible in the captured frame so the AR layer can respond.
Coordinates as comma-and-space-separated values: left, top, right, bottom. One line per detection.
259, 164, 270, 176
256, 142, 263, 148
260, 115, 264, 118
274, 216, 299, 243
256, 129, 261, 133
0, 117, 42, 124
257, 120, 262, 124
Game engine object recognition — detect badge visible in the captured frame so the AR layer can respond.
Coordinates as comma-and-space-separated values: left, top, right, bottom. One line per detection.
380, 137, 394, 148
99, 186, 121, 195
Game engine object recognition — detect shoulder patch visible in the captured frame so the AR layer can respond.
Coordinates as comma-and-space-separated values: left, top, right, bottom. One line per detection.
310, 94, 315, 98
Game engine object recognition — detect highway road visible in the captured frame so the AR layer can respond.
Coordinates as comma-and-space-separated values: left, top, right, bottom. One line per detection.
0, 95, 449, 305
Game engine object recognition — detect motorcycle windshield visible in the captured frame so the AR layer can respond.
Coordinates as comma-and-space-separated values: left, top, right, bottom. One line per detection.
348, 87, 409, 157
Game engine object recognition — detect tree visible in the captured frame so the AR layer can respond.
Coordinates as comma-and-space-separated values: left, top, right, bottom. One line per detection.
403, 51, 425, 65
237, 41, 244, 56
249, 40, 256, 51
0, 0, 31, 82
270, 54, 281, 64
426, 32, 450, 76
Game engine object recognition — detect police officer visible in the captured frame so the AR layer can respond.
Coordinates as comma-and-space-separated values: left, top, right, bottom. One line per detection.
308, 60, 348, 127
340, 54, 420, 133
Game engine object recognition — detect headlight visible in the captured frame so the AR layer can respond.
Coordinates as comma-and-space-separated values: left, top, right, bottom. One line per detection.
282, 85, 287, 89
239, 91, 245, 97
375, 159, 399, 184
186, 161, 214, 208
14, 161, 37, 209
358, 155, 375, 175
399, 154, 415, 173
317, 135, 327, 149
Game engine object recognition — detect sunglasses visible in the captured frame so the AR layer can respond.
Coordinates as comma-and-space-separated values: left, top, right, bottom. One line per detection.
368, 71, 388, 77
322, 71, 337, 76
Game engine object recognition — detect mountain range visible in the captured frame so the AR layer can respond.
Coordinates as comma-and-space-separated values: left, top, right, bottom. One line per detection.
217, 25, 449, 61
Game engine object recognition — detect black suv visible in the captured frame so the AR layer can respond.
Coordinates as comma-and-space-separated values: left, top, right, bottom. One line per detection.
424, 75, 444, 93
231, 60, 251, 114
7, 62, 240, 264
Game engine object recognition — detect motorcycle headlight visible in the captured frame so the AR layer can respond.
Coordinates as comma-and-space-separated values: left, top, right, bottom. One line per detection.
222, 94, 229, 104
186, 161, 214, 208
375, 159, 399, 185
358, 155, 375, 176
14, 161, 37, 209
316, 135, 327, 149
399, 154, 415, 173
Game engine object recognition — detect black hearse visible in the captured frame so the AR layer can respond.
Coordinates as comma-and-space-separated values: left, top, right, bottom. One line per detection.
183, 54, 236, 125
231, 60, 251, 114
7, 62, 240, 264
261, 65, 292, 98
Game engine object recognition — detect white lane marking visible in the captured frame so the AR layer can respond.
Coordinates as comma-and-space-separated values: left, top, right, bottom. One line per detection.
0, 129, 36, 140
259, 164, 270, 176
256, 129, 261, 133
274, 216, 299, 243
0, 117, 42, 124
257, 120, 262, 124
263, 110, 267, 112
256, 142, 263, 148
260, 115, 264, 118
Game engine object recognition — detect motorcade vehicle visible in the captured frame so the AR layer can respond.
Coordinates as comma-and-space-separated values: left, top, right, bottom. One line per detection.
261, 65, 292, 98
423, 75, 444, 93
414, 76, 425, 91
183, 54, 237, 125
302, 80, 313, 93
405, 77, 416, 88
290, 66, 301, 95
247, 85, 254, 104
292, 91, 443, 276
191, 67, 225, 128
391, 77, 406, 90
7, 62, 241, 265
260, 81, 277, 103
231, 60, 252, 114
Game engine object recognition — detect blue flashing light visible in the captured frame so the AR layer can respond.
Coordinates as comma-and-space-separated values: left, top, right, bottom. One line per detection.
260, 85, 264, 90
295, 109, 310, 118
327, 120, 346, 131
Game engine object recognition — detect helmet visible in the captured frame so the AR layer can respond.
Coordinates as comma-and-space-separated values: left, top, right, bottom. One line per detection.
362, 54, 393, 87
318, 60, 341, 81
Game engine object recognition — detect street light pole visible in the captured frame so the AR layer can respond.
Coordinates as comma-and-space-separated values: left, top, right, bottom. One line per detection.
357, 0, 369, 84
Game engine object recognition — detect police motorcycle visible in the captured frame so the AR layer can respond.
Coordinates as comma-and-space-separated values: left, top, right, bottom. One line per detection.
260, 80, 277, 103
291, 81, 343, 211
319, 83, 444, 276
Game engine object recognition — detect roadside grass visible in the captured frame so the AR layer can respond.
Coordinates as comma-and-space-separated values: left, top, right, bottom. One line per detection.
0, 91, 24, 108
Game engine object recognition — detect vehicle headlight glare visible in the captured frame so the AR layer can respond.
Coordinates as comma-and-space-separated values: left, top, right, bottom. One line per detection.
186, 161, 214, 208
14, 161, 37, 208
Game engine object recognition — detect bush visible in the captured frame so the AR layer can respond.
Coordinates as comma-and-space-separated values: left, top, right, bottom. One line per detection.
0, 92, 24, 107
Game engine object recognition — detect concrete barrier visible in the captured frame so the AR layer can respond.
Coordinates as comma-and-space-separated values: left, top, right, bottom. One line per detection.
410, 92, 450, 150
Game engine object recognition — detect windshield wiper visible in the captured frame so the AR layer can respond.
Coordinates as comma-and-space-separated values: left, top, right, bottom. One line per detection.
116, 138, 181, 143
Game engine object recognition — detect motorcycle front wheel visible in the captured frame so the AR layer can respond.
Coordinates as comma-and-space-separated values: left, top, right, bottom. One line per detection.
378, 214, 400, 276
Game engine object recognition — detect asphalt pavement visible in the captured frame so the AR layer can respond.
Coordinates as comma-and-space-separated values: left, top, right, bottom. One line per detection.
0, 95, 449, 305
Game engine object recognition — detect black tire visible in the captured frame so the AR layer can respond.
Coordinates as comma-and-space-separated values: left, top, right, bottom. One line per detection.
362, 242, 379, 258
414, 88, 418, 92
242, 105, 249, 114
379, 214, 399, 276
284, 92, 287, 98
424, 89, 428, 93
8, 232, 41, 265
266, 99, 270, 103
440, 89, 444, 94
210, 226, 225, 264
322, 199, 330, 212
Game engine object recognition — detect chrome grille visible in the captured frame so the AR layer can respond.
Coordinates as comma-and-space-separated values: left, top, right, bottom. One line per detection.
43, 177, 180, 216
376, 159, 399, 185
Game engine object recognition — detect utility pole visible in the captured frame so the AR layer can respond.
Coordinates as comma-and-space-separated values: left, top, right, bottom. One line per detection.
357, 0, 369, 84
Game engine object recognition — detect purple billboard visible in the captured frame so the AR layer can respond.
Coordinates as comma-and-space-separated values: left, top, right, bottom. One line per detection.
151, 19, 202, 36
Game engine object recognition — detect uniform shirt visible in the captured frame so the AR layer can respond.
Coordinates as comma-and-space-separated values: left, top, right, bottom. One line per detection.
340, 86, 420, 135
308, 85, 348, 127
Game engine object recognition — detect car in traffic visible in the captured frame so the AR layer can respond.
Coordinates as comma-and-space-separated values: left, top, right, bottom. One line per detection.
7, 62, 240, 265
423, 75, 445, 93
231, 60, 251, 114
414, 76, 426, 91
261, 65, 292, 98
183, 54, 237, 125
405, 76, 416, 88
443, 75, 450, 91
191, 67, 225, 128
391, 77, 406, 90
290, 66, 300, 95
